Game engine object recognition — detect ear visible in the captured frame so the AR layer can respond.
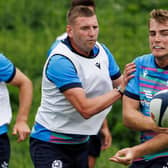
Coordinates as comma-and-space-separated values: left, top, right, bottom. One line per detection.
66, 25, 72, 38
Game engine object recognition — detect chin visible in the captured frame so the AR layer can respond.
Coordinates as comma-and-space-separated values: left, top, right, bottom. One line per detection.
152, 51, 164, 57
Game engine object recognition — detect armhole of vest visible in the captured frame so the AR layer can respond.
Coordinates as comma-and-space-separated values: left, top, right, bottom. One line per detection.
45, 54, 78, 83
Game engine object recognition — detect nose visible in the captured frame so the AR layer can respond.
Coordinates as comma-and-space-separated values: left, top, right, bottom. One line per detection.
88, 27, 95, 36
154, 33, 161, 42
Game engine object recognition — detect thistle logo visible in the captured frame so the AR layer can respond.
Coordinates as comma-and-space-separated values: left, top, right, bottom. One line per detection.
1, 161, 8, 168
162, 161, 168, 168
52, 160, 62, 168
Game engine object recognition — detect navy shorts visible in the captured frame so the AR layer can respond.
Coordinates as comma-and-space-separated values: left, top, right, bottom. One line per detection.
30, 137, 89, 168
0, 133, 10, 168
88, 133, 101, 157
130, 157, 168, 168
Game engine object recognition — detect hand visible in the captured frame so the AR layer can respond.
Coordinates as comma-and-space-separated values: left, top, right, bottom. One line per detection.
123, 62, 136, 87
12, 120, 30, 142
100, 126, 112, 150
109, 148, 134, 165
152, 125, 168, 134
150, 115, 168, 134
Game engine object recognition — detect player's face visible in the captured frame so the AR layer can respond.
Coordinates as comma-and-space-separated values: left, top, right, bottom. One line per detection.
149, 19, 168, 60
67, 15, 99, 56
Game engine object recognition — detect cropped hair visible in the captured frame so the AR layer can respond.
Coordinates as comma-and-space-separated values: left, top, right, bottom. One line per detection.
71, 0, 96, 9
67, 5, 95, 25
150, 9, 168, 23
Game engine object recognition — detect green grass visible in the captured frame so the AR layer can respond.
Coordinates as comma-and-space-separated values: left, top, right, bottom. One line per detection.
1, 0, 167, 167
10, 139, 33, 168
96, 147, 129, 168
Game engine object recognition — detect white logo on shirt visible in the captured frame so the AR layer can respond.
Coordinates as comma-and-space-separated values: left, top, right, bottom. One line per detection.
52, 160, 62, 168
143, 70, 148, 77
95, 62, 101, 69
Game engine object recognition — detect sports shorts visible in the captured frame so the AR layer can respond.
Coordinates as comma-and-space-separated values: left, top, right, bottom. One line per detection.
88, 133, 101, 157
30, 137, 89, 168
0, 133, 10, 168
130, 157, 168, 168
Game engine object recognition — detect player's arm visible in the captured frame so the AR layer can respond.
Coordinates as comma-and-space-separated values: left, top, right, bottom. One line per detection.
63, 86, 121, 119
131, 133, 168, 158
122, 96, 168, 133
109, 133, 168, 165
100, 119, 112, 150
63, 63, 135, 119
122, 95, 155, 131
10, 68, 33, 142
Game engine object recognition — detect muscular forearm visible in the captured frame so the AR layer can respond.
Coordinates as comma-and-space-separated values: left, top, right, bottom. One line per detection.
10, 68, 33, 142
123, 110, 155, 131
123, 96, 156, 131
16, 78, 33, 122
64, 87, 122, 119
82, 88, 123, 118
132, 134, 168, 159
109, 134, 168, 165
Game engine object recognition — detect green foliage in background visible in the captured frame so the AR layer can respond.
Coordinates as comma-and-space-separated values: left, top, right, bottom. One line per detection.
0, 0, 167, 167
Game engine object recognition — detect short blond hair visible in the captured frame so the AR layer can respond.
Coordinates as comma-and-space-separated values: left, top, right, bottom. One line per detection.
67, 5, 95, 25
150, 9, 168, 23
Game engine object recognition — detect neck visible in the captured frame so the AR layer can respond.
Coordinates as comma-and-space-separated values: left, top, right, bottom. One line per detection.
155, 56, 168, 68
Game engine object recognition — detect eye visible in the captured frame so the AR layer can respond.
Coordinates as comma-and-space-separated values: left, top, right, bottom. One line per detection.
161, 30, 168, 36
93, 26, 98, 30
149, 31, 156, 36
81, 26, 89, 30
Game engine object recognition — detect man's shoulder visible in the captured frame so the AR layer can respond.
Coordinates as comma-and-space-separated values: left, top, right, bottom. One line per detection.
134, 53, 153, 65
0, 53, 6, 60
0, 53, 12, 66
